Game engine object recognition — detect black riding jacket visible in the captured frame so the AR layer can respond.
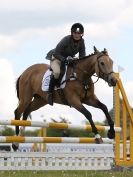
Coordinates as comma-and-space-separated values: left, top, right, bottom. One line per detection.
46, 35, 86, 61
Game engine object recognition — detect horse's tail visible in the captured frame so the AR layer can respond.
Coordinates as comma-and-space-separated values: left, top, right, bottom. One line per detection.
16, 76, 21, 99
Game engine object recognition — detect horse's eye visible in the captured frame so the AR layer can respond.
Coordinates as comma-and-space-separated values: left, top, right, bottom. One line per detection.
100, 62, 104, 66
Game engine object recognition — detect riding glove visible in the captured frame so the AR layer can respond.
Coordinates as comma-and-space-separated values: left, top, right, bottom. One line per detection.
66, 56, 73, 65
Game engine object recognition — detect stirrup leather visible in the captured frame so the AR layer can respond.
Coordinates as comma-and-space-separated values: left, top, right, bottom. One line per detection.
47, 93, 53, 106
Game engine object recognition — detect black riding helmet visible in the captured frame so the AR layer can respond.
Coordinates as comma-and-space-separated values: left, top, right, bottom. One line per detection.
71, 23, 84, 34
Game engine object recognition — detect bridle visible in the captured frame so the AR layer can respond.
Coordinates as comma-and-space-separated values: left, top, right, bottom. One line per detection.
63, 51, 115, 100
96, 53, 114, 82
71, 53, 114, 85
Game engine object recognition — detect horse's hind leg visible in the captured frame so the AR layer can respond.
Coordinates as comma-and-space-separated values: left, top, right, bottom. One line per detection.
12, 100, 32, 151
15, 96, 46, 139
22, 95, 46, 121
14, 101, 26, 136
14, 94, 32, 143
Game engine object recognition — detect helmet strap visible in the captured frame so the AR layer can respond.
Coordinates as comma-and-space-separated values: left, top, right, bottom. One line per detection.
71, 35, 82, 42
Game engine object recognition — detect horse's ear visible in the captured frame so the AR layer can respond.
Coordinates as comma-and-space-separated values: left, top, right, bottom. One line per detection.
104, 48, 108, 54
93, 46, 99, 53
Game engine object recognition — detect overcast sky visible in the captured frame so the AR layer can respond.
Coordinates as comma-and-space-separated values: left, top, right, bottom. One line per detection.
0, 0, 133, 125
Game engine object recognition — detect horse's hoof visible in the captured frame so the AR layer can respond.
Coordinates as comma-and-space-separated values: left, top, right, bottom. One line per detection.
95, 134, 103, 144
107, 129, 115, 139
12, 143, 19, 151
95, 137, 103, 144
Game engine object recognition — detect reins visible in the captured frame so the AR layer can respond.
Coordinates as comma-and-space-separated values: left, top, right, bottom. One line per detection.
66, 52, 114, 92
61, 51, 114, 90
58, 49, 114, 102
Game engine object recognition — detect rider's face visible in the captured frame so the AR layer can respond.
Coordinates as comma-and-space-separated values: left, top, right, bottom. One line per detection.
72, 32, 83, 41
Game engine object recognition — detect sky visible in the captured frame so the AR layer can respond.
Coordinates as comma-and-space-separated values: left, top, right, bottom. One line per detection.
0, 0, 133, 125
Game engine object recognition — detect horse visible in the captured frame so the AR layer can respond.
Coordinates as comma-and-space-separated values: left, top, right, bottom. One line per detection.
12, 46, 117, 151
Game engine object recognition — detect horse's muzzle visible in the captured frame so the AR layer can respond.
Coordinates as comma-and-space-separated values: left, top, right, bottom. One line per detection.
108, 73, 117, 87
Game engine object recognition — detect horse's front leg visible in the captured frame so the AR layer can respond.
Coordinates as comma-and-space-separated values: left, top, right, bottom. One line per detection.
77, 105, 103, 143
95, 100, 115, 139
84, 95, 115, 139
69, 97, 103, 143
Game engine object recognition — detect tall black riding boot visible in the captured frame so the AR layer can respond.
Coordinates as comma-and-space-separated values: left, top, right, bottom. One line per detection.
47, 75, 56, 105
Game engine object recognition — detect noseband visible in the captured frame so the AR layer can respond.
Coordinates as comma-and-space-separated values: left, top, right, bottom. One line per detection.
97, 54, 114, 81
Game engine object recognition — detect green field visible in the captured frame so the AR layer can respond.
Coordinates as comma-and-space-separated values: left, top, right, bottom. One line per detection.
0, 171, 133, 177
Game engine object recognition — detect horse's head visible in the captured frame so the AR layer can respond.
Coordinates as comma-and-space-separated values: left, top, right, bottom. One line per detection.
94, 46, 117, 86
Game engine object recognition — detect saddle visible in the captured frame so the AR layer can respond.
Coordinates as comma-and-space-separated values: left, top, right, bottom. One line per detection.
42, 61, 76, 105
57, 61, 77, 86
56, 62, 77, 105
42, 61, 76, 88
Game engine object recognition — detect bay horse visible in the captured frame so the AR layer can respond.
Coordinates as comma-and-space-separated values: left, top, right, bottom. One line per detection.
12, 46, 117, 151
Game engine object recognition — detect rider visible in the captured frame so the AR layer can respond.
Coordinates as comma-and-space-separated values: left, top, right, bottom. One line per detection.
46, 23, 86, 105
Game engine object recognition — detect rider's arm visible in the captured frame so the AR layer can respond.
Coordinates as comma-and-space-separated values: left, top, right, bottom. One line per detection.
53, 36, 68, 61
79, 39, 86, 58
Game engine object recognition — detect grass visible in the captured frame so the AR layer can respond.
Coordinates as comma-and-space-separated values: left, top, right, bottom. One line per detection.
0, 171, 133, 177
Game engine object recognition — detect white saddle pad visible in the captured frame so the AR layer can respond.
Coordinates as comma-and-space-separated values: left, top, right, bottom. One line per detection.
41, 69, 67, 91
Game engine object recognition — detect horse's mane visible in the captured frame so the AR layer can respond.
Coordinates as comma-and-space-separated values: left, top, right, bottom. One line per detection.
80, 53, 95, 60
77, 50, 108, 62
75, 53, 95, 62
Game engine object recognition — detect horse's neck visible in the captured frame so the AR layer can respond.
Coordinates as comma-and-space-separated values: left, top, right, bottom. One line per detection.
76, 55, 97, 79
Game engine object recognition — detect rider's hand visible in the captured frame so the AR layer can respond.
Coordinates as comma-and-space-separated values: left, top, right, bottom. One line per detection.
66, 56, 73, 65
